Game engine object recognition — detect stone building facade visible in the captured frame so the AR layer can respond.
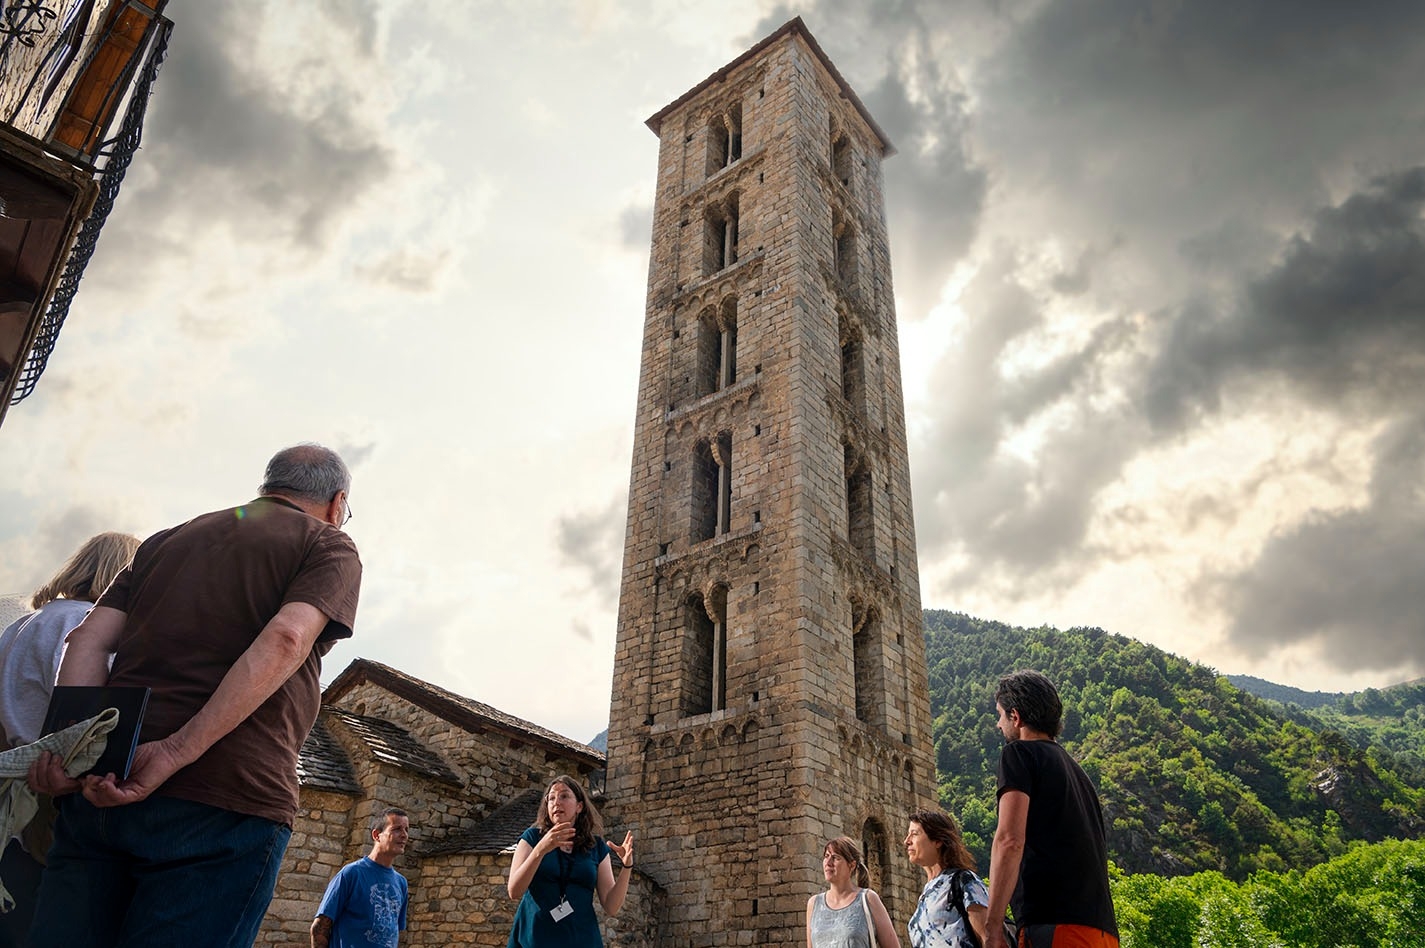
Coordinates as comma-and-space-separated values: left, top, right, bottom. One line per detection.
606, 17, 938, 948
259, 658, 662, 946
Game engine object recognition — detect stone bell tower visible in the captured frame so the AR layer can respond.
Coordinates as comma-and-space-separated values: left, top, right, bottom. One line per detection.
606, 18, 937, 946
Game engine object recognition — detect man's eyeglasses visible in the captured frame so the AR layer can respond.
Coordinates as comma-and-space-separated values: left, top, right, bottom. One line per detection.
340, 495, 354, 527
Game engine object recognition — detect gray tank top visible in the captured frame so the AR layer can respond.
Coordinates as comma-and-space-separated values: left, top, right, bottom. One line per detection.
810, 890, 872, 948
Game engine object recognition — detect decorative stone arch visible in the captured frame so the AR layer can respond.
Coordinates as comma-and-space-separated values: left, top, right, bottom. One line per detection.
861, 817, 891, 897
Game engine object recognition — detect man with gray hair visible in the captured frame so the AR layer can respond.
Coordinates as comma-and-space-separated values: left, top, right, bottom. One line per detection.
27, 443, 364, 948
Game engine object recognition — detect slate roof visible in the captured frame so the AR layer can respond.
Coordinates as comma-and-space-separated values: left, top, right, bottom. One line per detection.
296, 717, 361, 794
323, 707, 463, 787
324, 658, 605, 774
423, 788, 544, 857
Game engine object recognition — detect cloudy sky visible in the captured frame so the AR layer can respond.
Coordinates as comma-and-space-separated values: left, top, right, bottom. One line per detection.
4, 0, 1423, 742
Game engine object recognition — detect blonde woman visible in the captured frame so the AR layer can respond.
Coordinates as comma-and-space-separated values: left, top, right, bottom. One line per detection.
807, 836, 901, 948
0, 531, 138, 946
0, 532, 140, 746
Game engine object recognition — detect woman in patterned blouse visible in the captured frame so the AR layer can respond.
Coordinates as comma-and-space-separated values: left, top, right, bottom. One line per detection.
904, 811, 989, 948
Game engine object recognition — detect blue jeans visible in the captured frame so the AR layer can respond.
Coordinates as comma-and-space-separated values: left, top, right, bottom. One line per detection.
29, 795, 291, 948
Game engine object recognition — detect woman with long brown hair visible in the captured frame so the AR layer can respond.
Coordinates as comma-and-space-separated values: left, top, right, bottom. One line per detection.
506, 775, 634, 948
904, 810, 990, 948
807, 835, 901, 948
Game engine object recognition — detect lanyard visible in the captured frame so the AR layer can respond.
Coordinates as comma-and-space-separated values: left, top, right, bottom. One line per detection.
556, 848, 573, 901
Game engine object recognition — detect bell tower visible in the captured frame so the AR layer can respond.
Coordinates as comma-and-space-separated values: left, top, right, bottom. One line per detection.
606, 19, 936, 945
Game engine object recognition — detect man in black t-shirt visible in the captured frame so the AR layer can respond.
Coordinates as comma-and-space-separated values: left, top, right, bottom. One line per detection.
984, 671, 1118, 948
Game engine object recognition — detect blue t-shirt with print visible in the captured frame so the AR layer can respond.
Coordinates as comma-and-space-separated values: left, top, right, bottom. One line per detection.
317, 856, 408, 948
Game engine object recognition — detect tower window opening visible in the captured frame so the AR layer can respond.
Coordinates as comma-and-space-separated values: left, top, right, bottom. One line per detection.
833, 211, 857, 285
681, 591, 726, 716
704, 194, 740, 274
839, 313, 864, 406
845, 443, 874, 556
692, 432, 734, 542
832, 130, 853, 187
852, 606, 885, 727
706, 103, 743, 176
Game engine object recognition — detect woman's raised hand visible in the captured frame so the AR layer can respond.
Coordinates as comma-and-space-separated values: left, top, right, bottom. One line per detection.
609, 830, 635, 868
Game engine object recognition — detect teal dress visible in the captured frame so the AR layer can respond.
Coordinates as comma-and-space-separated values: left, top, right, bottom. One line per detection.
508, 827, 611, 948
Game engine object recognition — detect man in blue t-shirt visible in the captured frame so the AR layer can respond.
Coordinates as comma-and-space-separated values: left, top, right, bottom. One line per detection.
312, 807, 411, 948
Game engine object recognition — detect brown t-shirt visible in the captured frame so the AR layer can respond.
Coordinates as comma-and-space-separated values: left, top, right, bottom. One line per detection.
98, 496, 362, 825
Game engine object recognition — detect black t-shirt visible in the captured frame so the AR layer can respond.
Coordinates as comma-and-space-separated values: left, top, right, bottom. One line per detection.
996, 739, 1117, 935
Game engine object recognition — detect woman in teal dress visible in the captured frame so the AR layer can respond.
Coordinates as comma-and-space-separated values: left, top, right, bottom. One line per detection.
506, 775, 634, 948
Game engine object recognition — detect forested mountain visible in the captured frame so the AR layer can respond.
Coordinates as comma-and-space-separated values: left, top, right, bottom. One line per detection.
1225, 674, 1343, 709
1264, 679, 1425, 779
923, 610, 1425, 880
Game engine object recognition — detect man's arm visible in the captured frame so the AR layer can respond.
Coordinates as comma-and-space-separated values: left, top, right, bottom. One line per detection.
310, 914, 333, 948
57, 605, 127, 685
983, 789, 1028, 948
82, 600, 330, 808
26, 607, 129, 796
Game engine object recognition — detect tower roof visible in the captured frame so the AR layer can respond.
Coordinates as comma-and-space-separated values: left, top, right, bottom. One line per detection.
645, 17, 895, 157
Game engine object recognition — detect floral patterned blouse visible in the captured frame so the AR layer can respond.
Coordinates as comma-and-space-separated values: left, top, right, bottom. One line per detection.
907, 870, 989, 948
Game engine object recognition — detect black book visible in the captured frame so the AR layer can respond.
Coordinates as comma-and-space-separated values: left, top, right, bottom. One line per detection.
40, 686, 151, 780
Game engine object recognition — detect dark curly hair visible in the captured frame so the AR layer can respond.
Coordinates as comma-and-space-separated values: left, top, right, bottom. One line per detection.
995, 669, 1064, 737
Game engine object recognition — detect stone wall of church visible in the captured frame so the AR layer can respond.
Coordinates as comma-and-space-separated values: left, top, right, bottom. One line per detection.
257, 788, 359, 944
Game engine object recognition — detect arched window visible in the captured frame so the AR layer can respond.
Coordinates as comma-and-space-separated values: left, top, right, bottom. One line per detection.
704, 193, 740, 274
681, 588, 727, 717
852, 602, 884, 727
845, 443, 873, 556
861, 818, 890, 899
831, 128, 853, 187
707, 103, 743, 176
692, 432, 733, 542
839, 310, 863, 407
697, 297, 737, 397
833, 209, 857, 285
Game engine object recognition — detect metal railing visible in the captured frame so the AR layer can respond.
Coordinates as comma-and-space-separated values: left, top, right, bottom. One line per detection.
2, 0, 171, 404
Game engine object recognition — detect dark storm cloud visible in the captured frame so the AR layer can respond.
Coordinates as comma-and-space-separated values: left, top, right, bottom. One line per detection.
106, 2, 393, 255
555, 495, 626, 607
1214, 414, 1425, 673
753, 3, 987, 317
1147, 167, 1425, 432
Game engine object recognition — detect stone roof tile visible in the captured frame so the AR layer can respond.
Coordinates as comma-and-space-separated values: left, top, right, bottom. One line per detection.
296, 717, 361, 795
324, 707, 463, 787
424, 788, 543, 856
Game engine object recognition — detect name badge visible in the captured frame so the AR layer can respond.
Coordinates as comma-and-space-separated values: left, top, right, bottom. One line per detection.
550, 898, 574, 922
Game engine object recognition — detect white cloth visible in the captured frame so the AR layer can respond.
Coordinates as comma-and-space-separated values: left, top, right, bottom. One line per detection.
0, 599, 93, 746
0, 710, 117, 913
